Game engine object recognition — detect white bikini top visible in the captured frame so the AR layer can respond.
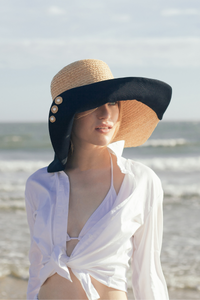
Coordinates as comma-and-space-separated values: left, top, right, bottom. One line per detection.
66, 155, 117, 242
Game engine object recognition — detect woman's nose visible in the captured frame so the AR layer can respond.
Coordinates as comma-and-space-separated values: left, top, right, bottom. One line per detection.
97, 104, 111, 119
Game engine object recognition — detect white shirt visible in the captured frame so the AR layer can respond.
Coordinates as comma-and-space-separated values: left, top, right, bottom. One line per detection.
25, 141, 169, 300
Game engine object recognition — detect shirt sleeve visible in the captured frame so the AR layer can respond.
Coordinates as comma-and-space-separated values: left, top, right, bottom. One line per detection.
131, 191, 169, 300
25, 182, 43, 300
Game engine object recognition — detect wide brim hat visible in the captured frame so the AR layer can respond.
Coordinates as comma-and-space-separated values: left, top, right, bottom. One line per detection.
48, 59, 172, 173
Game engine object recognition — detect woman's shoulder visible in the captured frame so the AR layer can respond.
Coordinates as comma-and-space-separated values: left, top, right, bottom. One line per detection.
26, 166, 51, 181
25, 167, 58, 209
124, 157, 162, 194
124, 157, 159, 178
25, 166, 57, 193
123, 158, 163, 211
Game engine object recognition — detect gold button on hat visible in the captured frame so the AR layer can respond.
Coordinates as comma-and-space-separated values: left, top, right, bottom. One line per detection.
51, 105, 58, 114
49, 116, 56, 123
55, 96, 63, 105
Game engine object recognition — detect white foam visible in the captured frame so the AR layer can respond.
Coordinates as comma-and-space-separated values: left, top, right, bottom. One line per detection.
0, 200, 25, 209
0, 262, 29, 280
163, 183, 200, 198
0, 160, 49, 172
142, 138, 188, 147
4, 135, 23, 143
140, 156, 200, 171
0, 183, 24, 192
165, 273, 200, 289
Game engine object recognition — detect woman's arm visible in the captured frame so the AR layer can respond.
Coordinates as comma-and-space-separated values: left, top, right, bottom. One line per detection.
25, 183, 43, 300
131, 190, 169, 300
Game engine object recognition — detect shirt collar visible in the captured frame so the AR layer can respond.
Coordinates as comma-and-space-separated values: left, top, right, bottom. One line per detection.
107, 140, 134, 176
107, 140, 125, 158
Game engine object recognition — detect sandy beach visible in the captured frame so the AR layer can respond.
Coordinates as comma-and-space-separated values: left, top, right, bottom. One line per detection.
0, 276, 199, 300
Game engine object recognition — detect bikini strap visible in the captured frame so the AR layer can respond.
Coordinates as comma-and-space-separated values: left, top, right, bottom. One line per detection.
110, 153, 114, 189
110, 153, 118, 197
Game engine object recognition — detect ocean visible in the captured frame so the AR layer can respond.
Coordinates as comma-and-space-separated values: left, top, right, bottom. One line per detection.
0, 121, 200, 294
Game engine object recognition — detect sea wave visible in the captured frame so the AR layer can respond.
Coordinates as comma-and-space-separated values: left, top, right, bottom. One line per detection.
0, 259, 29, 280
4, 135, 23, 143
0, 160, 49, 172
142, 138, 188, 147
0, 200, 25, 210
126, 265, 200, 290
1, 156, 200, 173
0, 183, 24, 192
140, 156, 200, 171
164, 185, 200, 200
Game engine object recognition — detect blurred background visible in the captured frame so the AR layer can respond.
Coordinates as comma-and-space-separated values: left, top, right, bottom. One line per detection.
0, 0, 200, 299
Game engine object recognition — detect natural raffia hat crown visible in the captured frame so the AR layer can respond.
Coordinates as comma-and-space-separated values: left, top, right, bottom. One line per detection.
48, 59, 172, 172
51, 59, 114, 100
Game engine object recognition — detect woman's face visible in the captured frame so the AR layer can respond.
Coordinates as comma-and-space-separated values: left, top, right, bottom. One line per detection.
71, 102, 120, 149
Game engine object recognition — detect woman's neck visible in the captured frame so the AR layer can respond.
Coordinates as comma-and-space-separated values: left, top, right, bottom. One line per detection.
65, 145, 110, 172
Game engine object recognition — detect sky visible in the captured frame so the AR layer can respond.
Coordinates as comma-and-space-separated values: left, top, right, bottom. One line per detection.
1, 0, 200, 122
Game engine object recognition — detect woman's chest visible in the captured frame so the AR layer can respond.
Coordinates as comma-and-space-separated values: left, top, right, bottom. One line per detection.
67, 180, 111, 237
66, 161, 125, 238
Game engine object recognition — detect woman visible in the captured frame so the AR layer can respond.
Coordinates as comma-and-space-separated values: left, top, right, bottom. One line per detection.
25, 59, 172, 300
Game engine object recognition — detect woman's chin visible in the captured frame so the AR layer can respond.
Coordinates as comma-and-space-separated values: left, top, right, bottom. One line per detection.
92, 136, 113, 147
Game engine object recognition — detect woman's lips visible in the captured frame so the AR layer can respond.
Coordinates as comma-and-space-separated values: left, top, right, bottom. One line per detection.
95, 126, 113, 133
